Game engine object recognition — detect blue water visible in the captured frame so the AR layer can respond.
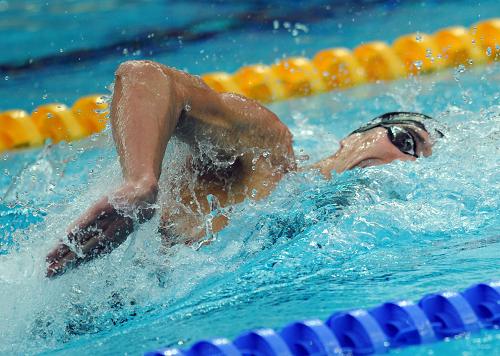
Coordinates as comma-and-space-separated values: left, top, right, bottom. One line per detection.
1, 1, 500, 355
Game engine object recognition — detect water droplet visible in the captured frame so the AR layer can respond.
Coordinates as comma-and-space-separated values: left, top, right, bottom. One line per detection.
294, 23, 309, 33
486, 47, 492, 57
273, 20, 279, 30
415, 32, 422, 42
4, 75, 8, 81
462, 91, 473, 105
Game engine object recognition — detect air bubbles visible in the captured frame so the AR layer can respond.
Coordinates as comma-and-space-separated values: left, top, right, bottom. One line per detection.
184, 104, 192, 112
453, 64, 467, 83
455, 64, 466, 78
461, 89, 473, 105
274, 21, 309, 39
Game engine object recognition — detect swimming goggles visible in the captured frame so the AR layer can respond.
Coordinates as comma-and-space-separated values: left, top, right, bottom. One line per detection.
380, 124, 418, 157
349, 112, 444, 158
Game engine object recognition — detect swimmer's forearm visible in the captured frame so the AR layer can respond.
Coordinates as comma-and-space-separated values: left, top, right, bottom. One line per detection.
111, 61, 184, 185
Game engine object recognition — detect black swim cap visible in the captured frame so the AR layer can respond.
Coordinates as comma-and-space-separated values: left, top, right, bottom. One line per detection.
350, 112, 445, 139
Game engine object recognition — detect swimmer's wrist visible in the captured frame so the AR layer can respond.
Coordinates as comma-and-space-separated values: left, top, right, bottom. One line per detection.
124, 174, 159, 196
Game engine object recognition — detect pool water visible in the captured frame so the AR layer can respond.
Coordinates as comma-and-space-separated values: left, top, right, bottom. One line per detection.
1, 1, 499, 355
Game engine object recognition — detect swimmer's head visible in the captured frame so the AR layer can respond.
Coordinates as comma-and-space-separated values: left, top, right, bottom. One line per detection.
329, 112, 444, 173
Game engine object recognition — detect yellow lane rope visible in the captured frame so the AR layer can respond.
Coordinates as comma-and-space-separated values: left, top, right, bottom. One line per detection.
0, 18, 498, 153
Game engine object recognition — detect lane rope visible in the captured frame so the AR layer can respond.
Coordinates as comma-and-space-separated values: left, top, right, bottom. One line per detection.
0, 18, 498, 153
145, 281, 500, 356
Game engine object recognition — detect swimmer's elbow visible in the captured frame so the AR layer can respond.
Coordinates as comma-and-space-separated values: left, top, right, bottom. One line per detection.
114, 60, 185, 110
116, 60, 165, 80
115, 60, 182, 91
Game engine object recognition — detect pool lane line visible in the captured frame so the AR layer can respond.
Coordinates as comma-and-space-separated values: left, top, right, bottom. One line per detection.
0, 18, 498, 154
145, 280, 500, 356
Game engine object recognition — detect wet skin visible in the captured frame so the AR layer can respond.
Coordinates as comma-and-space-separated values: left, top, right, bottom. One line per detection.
46, 60, 434, 277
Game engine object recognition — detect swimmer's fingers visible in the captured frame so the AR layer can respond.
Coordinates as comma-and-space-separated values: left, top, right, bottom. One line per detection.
46, 209, 118, 277
46, 247, 78, 278
67, 206, 118, 246
46, 215, 133, 278
80, 215, 134, 259
46, 243, 72, 265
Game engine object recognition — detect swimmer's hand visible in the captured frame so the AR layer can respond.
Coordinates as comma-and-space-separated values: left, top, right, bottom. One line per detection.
46, 180, 158, 278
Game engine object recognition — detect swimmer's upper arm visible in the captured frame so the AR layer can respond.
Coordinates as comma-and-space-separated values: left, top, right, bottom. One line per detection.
157, 64, 292, 149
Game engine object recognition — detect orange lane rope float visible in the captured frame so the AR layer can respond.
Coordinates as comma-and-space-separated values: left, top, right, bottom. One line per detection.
0, 18, 498, 153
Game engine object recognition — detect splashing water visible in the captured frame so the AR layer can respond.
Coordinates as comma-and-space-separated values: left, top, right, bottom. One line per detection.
0, 64, 499, 355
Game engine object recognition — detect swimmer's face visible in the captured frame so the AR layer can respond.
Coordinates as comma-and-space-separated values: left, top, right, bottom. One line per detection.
333, 123, 433, 172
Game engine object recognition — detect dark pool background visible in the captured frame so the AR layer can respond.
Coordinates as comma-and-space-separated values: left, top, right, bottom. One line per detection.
0, 1, 499, 355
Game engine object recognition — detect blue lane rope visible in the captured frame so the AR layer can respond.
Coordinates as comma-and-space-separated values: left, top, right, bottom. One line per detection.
145, 281, 500, 355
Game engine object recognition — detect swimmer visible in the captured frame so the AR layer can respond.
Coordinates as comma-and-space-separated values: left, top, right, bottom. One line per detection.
46, 60, 442, 277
